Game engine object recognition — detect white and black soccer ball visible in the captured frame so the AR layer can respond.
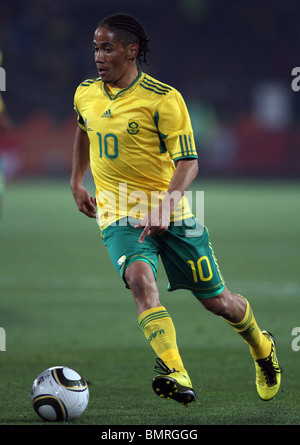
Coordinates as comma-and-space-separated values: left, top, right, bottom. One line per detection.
31, 366, 89, 422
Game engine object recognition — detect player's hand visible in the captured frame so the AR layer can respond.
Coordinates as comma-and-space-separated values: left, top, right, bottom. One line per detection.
134, 205, 170, 243
71, 185, 97, 218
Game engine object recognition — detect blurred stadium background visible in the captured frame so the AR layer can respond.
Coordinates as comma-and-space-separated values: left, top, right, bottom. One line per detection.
0, 0, 300, 179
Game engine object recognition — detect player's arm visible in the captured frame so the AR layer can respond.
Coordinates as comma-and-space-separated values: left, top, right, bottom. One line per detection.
136, 89, 198, 242
136, 158, 198, 242
70, 126, 97, 218
166, 157, 199, 212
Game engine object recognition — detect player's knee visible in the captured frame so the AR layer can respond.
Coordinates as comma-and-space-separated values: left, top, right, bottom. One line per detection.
201, 293, 232, 318
125, 261, 160, 310
129, 272, 156, 296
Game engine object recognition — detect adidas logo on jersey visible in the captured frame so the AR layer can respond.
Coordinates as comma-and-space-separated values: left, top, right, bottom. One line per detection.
101, 109, 113, 118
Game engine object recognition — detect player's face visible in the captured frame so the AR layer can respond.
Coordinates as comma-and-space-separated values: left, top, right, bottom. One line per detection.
93, 26, 137, 88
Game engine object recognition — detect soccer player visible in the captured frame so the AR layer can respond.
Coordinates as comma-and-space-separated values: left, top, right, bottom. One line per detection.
71, 13, 282, 406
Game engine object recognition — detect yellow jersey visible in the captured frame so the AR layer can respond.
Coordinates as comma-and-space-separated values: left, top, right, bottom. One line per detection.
74, 70, 198, 230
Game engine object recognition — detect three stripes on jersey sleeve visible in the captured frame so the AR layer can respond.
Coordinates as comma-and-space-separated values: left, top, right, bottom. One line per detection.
79, 76, 171, 96
140, 77, 172, 95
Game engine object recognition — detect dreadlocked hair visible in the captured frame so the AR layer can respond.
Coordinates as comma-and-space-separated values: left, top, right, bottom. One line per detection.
98, 13, 150, 66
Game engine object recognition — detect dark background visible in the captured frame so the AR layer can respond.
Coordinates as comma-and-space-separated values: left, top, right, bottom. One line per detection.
0, 0, 300, 178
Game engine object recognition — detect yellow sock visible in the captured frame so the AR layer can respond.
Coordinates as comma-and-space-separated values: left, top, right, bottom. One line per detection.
138, 306, 186, 373
225, 297, 272, 360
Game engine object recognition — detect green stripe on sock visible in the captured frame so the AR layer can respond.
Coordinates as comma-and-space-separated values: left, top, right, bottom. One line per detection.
139, 310, 170, 330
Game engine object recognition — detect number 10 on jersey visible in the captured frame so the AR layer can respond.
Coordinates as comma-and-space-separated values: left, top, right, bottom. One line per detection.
97, 132, 119, 159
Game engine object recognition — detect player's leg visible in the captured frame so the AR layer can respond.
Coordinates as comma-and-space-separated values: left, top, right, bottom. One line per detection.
125, 260, 187, 373
200, 287, 272, 358
124, 260, 161, 315
101, 219, 195, 405
125, 260, 196, 405
200, 282, 282, 400
160, 218, 282, 401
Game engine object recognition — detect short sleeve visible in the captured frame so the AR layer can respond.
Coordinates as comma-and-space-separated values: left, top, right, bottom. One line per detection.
74, 87, 87, 132
156, 89, 198, 161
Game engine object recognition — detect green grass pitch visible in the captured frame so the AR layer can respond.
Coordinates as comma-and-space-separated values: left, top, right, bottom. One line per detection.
0, 178, 300, 425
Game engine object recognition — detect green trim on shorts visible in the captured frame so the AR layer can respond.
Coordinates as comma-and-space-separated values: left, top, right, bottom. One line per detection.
120, 255, 157, 284
167, 282, 225, 298
192, 284, 225, 300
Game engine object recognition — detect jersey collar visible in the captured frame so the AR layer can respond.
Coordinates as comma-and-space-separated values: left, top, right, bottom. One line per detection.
101, 69, 144, 100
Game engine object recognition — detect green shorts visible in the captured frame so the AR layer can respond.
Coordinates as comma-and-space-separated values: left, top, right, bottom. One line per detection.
101, 217, 225, 300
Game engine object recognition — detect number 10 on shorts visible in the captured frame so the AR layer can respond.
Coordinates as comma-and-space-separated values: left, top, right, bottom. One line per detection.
187, 256, 213, 282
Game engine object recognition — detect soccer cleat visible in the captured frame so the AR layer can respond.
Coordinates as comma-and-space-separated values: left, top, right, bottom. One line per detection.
254, 331, 282, 401
152, 358, 196, 407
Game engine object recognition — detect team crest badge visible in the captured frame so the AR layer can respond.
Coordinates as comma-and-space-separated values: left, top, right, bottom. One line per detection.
127, 119, 139, 135
117, 255, 126, 266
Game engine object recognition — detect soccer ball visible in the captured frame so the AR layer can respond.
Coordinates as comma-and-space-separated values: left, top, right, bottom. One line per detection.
31, 366, 89, 422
